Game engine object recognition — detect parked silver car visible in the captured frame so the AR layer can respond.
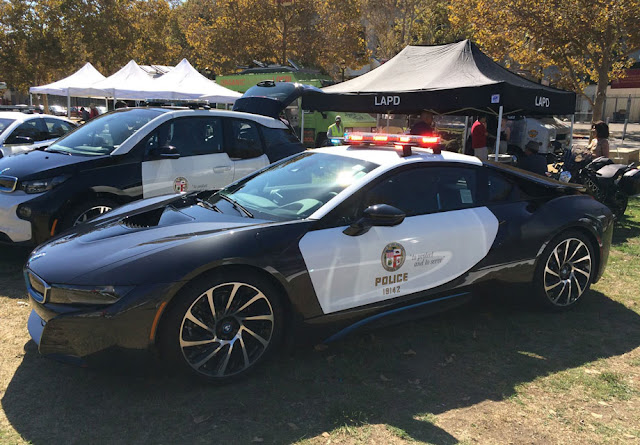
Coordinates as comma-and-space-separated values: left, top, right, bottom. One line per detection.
0, 112, 77, 158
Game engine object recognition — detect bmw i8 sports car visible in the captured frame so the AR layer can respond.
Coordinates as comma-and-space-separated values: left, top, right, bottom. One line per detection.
25, 133, 614, 382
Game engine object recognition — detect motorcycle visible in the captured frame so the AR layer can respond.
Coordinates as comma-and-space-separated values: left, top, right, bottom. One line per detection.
552, 146, 640, 219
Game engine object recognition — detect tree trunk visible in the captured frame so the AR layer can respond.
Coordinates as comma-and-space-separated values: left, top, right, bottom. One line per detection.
591, 65, 610, 123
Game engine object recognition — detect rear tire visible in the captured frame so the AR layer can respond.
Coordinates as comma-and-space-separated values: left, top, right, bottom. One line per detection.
609, 191, 628, 219
159, 270, 284, 383
533, 230, 595, 311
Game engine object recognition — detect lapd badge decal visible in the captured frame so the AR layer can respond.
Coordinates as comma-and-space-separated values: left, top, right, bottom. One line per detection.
381, 242, 405, 272
173, 177, 188, 193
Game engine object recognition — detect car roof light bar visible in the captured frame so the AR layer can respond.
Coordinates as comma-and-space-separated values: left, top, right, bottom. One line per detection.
344, 132, 441, 155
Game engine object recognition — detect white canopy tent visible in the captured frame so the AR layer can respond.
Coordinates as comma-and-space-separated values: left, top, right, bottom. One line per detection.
29, 63, 106, 117
150, 59, 241, 103
83, 60, 155, 101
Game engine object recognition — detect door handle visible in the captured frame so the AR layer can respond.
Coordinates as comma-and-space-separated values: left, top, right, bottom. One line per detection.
213, 166, 232, 173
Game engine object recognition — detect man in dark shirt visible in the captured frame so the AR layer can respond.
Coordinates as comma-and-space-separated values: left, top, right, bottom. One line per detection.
410, 111, 434, 135
518, 140, 548, 176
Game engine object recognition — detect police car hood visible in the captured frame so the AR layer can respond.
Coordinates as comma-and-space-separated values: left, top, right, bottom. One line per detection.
26, 194, 274, 285
0, 148, 109, 180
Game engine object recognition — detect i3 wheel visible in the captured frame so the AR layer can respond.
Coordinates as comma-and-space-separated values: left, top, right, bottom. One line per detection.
160, 271, 284, 382
535, 231, 594, 310
62, 198, 118, 230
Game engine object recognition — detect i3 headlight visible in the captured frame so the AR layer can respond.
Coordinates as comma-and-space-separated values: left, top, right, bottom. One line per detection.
19, 175, 68, 194
48, 284, 134, 305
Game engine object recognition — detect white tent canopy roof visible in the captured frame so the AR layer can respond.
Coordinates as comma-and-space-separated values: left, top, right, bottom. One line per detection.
29, 63, 106, 97
83, 60, 155, 100
149, 59, 241, 103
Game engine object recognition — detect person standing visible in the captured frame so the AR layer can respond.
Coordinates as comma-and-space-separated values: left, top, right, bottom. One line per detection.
89, 104, 99, 120
517, 140, 548, 176
587, 121, 610, 158
326, 116, 344, 142
471, 115, 489, 161
80, 107, 90, 122
499, 116, 510, 153
410, 110, 435, 135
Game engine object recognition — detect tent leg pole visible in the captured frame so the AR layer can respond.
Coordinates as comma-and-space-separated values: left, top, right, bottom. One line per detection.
67, 92, 71, 118
494, 106, 503, 161
462, 116, 469, 154
377, 114, 380, 132
300, 101, 305, 146
386, 114, 390, 132
569, 115, 575, 148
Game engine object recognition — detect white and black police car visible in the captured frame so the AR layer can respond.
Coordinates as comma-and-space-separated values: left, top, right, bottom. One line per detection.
0, 91, 305, 246
25, 132, 614, 382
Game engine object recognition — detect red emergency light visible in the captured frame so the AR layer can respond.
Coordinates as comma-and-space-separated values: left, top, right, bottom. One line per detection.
344, 132, 441, 155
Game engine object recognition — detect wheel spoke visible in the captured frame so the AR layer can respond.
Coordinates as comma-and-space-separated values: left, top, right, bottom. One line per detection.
239, 314, 274, 322
572, 255, 591, 264
181, 338, 217, 348
224, 283, 243, 316
217, 341, 234, 376
206, 289, 217, 324
545, 266, 559, 278
185, 310, 213, 333
566, 278, 573, 304
571, 273, 584, 297
553, 248, 561, 268
544, 279, 563, 292
238, 335, 250, 369
563, 240, 570, 263
567, 242, 583, 262
574, 267, 591, 278
242, 326, 269, 347
235, 293, 265, 314
551, 281, 567, 304
193, 343, 225, 369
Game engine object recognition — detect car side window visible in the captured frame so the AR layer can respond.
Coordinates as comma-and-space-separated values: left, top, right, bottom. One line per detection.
487, 171, 514, 202
144, 117, 223, 158
44, 118, 75, 139
5, 119, 49, 144
227, 119, 264, 159
322, 166, 478, 228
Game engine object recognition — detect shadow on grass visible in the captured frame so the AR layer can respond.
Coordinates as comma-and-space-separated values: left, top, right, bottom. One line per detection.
3, 288, 640, 444
0, 245, 30, 299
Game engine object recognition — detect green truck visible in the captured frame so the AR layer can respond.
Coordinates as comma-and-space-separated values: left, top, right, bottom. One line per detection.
216, 69, 377, 147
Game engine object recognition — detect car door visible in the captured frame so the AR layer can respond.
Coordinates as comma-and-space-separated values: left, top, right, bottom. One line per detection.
141, 116, 234, 198
2, 117, 50, 155
225, 118, 270, 181
298, 164, 500, 314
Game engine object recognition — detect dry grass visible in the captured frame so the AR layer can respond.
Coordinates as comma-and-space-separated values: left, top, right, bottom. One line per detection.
1, 200, 639, 445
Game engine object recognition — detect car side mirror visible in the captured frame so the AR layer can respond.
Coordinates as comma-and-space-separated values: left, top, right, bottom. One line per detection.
343, 204, 405, 236
149, 145, 180, 159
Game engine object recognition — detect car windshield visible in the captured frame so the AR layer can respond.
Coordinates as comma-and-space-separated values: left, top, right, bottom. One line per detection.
207, 152, 379, 221
0, 118, 14, 137
46, 108, 165, 156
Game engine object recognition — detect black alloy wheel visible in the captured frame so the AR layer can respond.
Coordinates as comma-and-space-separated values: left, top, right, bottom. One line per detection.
160, 270, 284, 382
535, 230, 594, 310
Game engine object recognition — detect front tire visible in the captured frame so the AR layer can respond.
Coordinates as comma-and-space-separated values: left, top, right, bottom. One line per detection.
63, 198, 117, 229
534, 231, 595, 310
159, 271, 284, 382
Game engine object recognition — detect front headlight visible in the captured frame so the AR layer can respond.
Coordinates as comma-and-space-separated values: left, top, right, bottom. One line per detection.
19, 175, 68, 194
48, 284, 134, 305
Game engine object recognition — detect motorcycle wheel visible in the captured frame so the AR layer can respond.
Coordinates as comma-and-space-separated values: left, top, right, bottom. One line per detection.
609, 191, 628, 219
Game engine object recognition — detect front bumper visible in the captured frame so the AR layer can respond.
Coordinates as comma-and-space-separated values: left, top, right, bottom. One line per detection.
0, 190, 38, 243
26, 280, 179, 360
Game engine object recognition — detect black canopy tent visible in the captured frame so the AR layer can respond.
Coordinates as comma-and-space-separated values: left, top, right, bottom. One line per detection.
301, 40, 577, 157
302, 40, 575, 116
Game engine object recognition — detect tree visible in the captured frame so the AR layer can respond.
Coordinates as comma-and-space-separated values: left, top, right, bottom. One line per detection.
449, 0, 640, 122
178, 0, 367, 78
360, 0, 466, 61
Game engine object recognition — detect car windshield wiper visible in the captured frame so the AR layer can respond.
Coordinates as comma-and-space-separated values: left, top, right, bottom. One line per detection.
218, 194, 254, 218
196, 197, 222, 213
45, 148, 72, 155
